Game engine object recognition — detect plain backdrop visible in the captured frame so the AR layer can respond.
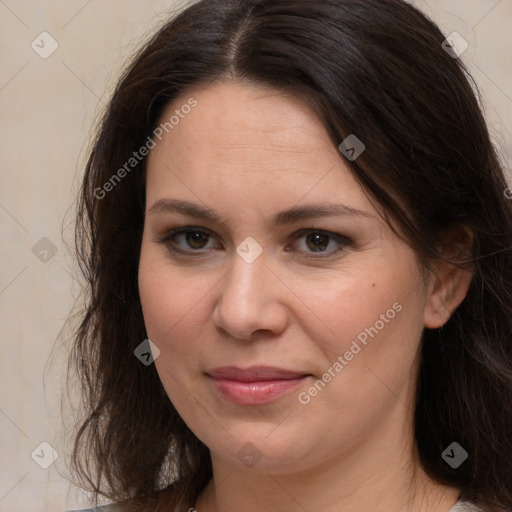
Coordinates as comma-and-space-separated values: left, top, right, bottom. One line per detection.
0, 1, 511, 511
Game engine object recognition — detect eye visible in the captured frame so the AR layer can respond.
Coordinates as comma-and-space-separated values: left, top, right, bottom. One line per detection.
287, 228, 349, 258
159, 227, 217, 253
157, 227, 350, 258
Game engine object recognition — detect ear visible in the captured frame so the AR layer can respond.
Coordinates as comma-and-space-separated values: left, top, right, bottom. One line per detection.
423, 226, 474, 329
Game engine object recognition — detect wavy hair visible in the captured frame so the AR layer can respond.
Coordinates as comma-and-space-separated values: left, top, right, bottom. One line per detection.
69, 0, 512, 510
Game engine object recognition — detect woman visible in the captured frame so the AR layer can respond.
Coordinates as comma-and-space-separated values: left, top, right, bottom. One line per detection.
66, 0, 512, 511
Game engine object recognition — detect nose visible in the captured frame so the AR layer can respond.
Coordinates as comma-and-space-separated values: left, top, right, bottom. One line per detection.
212, 248, 288, 342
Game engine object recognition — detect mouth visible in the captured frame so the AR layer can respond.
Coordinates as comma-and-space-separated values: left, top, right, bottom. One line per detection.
205, 366, 312, 405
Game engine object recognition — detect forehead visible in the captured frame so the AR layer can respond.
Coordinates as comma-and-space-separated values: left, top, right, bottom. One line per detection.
151, 80, 336, 163
144, 79, 380, 224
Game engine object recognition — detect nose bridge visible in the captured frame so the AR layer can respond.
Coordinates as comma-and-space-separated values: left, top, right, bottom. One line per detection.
225, 244, 268, 308
213, 244, 285, 339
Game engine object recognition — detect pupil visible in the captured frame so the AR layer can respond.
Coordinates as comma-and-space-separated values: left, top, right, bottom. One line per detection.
188, 232, 207, 248
308, 233, 328, 251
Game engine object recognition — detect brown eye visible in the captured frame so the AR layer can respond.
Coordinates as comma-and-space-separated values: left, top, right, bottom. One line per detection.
183, 230, 210, 249
158, 226, 349, 259
305, 232, 330, 252
287, 229, 350, 258
159, 227, 218, 254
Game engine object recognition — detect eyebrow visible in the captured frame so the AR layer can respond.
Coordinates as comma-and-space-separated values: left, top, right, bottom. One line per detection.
147, 199, 372, 228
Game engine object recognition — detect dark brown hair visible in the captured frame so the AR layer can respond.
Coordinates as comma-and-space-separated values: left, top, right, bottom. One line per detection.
69, 0, 512, 511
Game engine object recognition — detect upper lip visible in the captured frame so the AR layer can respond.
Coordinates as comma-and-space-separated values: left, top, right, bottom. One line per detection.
206, 366, 311, 382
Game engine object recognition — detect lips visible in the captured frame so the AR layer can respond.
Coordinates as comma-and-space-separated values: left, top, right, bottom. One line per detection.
206, 366, 312, 405
206, 365, 310, 382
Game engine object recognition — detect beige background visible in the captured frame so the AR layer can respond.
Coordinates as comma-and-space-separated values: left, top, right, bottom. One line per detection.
0, 1, 511, 511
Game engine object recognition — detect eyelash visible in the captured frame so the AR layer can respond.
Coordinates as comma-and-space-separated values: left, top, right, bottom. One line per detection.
156, 226, 350, 259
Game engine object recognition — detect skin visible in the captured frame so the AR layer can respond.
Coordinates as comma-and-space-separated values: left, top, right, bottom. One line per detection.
138, 79, 473, 512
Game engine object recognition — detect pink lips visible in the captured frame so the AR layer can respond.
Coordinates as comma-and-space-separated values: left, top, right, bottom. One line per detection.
206, 366, 311, 405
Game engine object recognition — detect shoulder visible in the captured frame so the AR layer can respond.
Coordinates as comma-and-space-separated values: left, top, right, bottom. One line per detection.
68, 502, 482, 512
65, 505, 180, 512
64, 505, 122, 512
450, 501, 485, 512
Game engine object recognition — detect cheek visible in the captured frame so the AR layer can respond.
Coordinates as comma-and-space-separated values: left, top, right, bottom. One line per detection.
138, 261, 173, 342
138, 245, 216, 374
293, 263, 426, 412
139, 241, 193, 337
290, 261, 422, 357
138, 255, 201, 405
304, 263, 425, 396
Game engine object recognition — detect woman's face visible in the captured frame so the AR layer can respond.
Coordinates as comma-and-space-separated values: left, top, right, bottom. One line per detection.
138, 79, 437, 474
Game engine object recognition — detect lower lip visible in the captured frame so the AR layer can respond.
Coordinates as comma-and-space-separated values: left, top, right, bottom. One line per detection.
210, 376, 309, 405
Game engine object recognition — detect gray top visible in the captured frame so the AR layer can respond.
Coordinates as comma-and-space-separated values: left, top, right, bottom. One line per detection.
66, 499, 483, 512
65, 507, 122, 512
450, 502, 485, 512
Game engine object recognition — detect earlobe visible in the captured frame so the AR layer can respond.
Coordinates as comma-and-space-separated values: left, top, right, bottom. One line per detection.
423, 262, 473, 329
